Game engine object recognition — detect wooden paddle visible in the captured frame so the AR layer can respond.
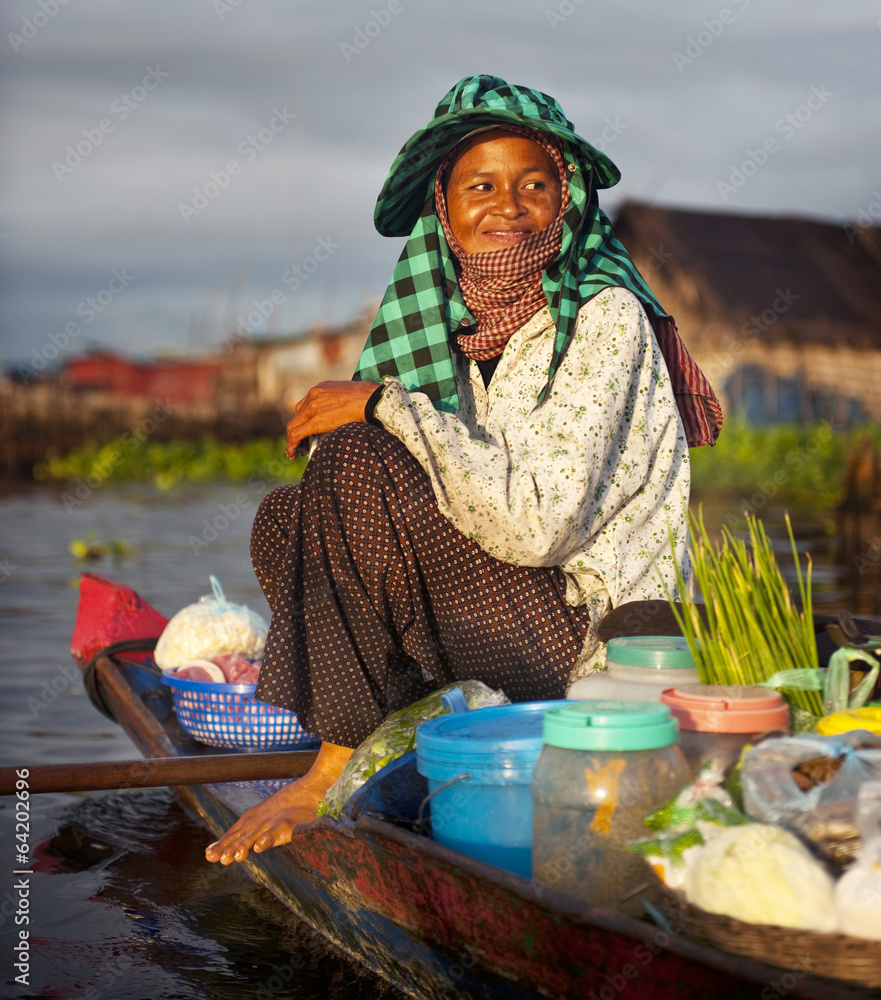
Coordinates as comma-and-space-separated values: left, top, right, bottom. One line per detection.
0, 749, 318, 796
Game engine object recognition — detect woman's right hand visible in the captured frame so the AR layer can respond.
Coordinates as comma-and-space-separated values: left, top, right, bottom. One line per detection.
285, 380, 380, 459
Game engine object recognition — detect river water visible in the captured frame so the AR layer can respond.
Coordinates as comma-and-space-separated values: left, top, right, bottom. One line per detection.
0, 480, 407, 1000
0, 481, 873, 999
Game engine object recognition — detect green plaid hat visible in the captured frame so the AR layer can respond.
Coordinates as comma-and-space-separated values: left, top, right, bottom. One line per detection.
355, 75, 721, 445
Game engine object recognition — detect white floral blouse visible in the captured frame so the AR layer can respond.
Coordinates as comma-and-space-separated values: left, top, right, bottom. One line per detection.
373, 286, 691, 672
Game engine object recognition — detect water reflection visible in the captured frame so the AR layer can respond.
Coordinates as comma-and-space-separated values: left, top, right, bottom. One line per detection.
20, 790, 407, 1000
694, 494, 881, 620
0, 482, 407, 1000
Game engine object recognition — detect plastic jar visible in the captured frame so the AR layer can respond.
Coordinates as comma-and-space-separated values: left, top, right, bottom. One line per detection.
817, 706, 881, 737
660, 684, 790, 775
531, 700, 690, 913
567, 635, 699, 702
416, 700, 566, 877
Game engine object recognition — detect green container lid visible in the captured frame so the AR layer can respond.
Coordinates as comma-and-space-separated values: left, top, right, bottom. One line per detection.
606, 635, 696, 670
542, 700, 680, 751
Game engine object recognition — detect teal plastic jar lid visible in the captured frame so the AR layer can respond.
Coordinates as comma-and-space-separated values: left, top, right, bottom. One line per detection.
606, 635, 696, 670
542, 700, 680, 751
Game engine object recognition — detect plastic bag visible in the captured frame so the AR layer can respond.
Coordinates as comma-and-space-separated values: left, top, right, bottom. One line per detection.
154, 576, 268, 671
823, 648, 880, 715
742, 732, 881, 867
318, 680, 509, 819
628, 764, 749, 890
685, 823, 838, 932
835, 780, 881, 939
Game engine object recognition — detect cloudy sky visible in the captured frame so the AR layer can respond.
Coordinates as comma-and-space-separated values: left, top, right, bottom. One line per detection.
1, 0, 879, 373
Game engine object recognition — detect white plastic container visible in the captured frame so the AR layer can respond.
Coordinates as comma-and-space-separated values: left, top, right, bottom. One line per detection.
568, 635, 699, 702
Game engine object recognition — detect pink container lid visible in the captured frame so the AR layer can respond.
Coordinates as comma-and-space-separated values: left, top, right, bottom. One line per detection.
660, 684, 790, 734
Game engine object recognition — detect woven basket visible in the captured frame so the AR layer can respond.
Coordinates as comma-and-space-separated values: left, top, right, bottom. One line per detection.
660, 886, 881, 988
161, 673, 320, 752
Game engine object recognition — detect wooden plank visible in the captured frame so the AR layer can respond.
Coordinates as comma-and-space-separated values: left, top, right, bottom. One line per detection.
0, 749, 319, 794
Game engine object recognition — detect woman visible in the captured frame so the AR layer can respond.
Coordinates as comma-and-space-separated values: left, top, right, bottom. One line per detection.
206, 75, 721, 865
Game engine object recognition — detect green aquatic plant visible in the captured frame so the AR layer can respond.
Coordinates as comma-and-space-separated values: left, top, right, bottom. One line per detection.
36, 436, 307, 488
69, 531, 132, 562
688, 419, 864, 509
669, 509, 824, 717
34, 421, 871, 504
69, 533, 107, 561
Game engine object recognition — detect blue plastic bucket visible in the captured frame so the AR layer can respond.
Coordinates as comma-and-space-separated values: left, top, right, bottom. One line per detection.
416, 701, 566, 877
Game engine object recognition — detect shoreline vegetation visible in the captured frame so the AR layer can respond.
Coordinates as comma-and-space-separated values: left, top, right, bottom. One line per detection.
687, 418, 851, 510
35, 420, 862, 509
34, 436, 307, 490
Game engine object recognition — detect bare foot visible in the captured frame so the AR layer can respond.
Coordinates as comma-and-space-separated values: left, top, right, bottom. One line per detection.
205, 741, 354, 864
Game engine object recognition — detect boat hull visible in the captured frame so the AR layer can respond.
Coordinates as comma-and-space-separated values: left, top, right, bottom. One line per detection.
77, 574, 861, 1000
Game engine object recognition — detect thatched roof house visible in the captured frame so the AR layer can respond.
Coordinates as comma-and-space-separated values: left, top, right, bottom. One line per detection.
613, 202, 881, 423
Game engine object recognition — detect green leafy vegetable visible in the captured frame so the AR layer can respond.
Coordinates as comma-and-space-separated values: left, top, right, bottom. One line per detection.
669, 509, 823, 717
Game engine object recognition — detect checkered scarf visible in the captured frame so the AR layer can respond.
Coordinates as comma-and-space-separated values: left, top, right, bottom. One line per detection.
434, 126, 571, 362
355, 115, 722, 448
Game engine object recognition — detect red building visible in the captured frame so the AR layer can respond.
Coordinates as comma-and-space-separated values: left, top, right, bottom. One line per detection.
63, 351, 223, 406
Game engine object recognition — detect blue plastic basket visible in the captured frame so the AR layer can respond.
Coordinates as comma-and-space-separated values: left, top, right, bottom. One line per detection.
161, 673, 320, 751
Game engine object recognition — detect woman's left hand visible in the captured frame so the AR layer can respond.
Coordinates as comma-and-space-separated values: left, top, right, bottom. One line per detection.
285, 380, 381, 459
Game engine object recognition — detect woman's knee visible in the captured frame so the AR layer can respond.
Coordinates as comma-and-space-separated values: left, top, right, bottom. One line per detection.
251, 483, 301, 542
309, 423, 389, 463
302, 424, 402, 496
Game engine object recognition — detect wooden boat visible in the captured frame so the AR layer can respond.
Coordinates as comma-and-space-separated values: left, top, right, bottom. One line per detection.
71, 572, 862, 1000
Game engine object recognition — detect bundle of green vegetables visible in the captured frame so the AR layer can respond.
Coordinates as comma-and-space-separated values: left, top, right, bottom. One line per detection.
669, 510, 878, 727
317, 679, 509, 818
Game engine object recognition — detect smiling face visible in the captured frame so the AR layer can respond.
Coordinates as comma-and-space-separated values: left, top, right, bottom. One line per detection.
445, 129, 563, 255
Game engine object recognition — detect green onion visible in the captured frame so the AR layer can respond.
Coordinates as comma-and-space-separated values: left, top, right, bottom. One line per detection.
668, 509, 823, 717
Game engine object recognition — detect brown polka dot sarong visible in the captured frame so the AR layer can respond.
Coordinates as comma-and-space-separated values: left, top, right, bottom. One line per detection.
252, 424, 592, 748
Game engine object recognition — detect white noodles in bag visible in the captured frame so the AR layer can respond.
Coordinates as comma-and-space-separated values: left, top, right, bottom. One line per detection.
154, 576, 268, 671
